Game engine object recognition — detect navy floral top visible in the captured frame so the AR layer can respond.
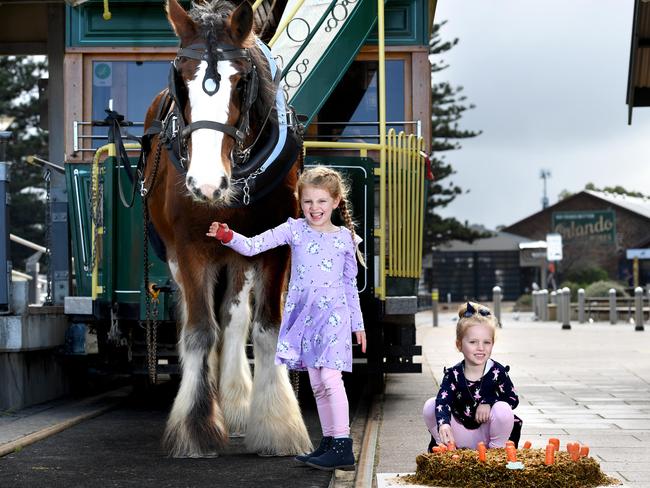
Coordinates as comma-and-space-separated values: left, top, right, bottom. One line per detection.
435, 359, 519, 430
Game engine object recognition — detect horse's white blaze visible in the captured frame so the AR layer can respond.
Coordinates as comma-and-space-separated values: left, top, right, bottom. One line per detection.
219, 268, 254, 435
186, 60, 238, 197
246, 323, 312, 455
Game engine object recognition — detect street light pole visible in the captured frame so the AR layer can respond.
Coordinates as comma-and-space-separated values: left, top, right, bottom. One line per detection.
540, 169, 551, 209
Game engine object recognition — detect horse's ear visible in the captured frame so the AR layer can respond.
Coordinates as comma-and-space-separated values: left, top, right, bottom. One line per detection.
230, 1, 254, 44
166, 0, 198, 42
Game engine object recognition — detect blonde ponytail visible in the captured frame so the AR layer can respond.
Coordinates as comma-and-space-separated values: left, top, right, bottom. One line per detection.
339, 198, 366, 268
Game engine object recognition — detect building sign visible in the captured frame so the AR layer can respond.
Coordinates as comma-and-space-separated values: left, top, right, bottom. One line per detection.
546, 233, 563, 261
626, 248, 650, 259
551, 210, 616, 243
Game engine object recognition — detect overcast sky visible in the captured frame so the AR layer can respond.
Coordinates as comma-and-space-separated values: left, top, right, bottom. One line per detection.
432, 0, 650, 230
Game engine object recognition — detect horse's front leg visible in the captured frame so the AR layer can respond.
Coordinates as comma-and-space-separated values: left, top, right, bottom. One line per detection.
163, 257, 226, 457
218, 264, 255, 437
246, 251, 312, 456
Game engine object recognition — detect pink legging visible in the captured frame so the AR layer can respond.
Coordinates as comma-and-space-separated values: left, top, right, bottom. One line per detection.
308, 367, 350, 437
422, 398, 514, 449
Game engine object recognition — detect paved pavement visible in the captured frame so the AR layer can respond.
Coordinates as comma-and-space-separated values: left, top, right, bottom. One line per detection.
373, 309, 650, 487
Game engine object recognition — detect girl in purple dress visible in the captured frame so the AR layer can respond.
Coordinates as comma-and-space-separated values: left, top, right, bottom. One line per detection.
207, 166, 366, 471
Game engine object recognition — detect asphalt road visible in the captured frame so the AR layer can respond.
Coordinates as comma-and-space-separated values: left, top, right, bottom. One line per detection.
0, 373, 366, 488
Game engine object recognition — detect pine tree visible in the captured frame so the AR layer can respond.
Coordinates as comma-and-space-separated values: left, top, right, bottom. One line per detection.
425, 22, 487, 251
0, 56, 49, 270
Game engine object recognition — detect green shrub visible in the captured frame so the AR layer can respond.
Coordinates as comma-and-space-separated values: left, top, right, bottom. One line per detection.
584, 280, 629, 298
564, 266, 609, 285
514, 293, 532, 311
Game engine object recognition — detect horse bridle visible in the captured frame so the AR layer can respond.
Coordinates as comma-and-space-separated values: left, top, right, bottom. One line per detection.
165, 42, 261, 168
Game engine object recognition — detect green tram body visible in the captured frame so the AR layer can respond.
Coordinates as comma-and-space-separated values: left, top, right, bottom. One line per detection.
64, 0, 434, 381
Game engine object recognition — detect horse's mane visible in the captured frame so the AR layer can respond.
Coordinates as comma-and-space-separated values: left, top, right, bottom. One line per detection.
190, 0, 277, 125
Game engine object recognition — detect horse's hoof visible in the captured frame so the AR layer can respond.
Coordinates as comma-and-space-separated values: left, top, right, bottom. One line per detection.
173, 452, 219, 459
256, 451, 294, 458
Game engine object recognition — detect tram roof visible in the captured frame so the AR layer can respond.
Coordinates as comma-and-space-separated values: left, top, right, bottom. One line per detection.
627, 0, 650, 124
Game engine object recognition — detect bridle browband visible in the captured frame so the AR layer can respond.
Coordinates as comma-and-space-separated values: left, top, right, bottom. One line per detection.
169, 42, 260, 164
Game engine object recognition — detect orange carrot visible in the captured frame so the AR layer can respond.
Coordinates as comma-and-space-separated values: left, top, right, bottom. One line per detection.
523, 441, 532, 449
439, 444, 448, 452
505, 440, 515, 448
580, 445, 590, 458
506, 446, 517, 462
431, 446, 441, 454
545, 444, 555, 465
477, 442, 487, 462
568, 443, 581, 461
447, 442, 456, 451
548, 438, 560, 451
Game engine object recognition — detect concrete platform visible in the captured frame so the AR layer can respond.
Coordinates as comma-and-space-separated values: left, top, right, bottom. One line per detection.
371, 310, 650, 488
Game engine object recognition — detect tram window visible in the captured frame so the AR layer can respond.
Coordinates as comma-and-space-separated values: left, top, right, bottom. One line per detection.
315, 60, 406, 142
91, 61, 169, 148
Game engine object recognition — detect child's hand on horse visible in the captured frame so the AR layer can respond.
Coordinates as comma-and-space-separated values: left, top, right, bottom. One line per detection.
207, 222, 234, 243
475, 403, 491, 424
355, 330, 367, 353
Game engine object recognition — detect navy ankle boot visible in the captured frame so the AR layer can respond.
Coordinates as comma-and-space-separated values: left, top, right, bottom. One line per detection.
295, 436, 333, 463
306, 437, 355, 471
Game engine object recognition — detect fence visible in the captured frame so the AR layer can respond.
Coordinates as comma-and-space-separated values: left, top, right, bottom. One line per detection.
531, 287, 649, 331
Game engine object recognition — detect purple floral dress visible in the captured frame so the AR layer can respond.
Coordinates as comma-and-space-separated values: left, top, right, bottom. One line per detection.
224, 217, 364, 372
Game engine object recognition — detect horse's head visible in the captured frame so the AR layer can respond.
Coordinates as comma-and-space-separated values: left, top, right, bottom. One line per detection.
166, 0, 268, 204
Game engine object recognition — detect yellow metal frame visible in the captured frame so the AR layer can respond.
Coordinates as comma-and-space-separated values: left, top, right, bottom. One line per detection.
301, 0, 427, 300
90, 143, 141, 299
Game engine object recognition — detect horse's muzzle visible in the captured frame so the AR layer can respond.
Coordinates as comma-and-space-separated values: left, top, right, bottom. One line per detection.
186, 175, 230, 202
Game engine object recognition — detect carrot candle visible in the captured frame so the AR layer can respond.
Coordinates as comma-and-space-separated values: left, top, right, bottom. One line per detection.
545, 444, 555, 466
523, 441, 532, 449
506, 446, 517, 462
580, 445, 590, 458
477, 442, 487, 462
548, 438, 560, 451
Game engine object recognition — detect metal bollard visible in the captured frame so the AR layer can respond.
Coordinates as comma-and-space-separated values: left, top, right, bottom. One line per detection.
493, 285, 502, 327
578, 288, 585, 324
609, 288, 617, 325
532, 290, 539, 320
431, 288, 439, 327
541, 289, 549, 321
562, 286, 571, 329
557, 289, 564, 324
634, 286, 644, 331
550, 290, 557, 304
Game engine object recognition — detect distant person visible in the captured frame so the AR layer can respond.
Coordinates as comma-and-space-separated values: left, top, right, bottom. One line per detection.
546, 262, 557, 290
422, 302, 522, 451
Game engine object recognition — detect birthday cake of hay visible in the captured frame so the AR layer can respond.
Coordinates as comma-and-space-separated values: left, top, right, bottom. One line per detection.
406, 446, 619, 488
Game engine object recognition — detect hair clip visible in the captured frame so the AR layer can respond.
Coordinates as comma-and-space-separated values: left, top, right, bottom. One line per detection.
463, 302, 476, 317
463, 302, 491, 317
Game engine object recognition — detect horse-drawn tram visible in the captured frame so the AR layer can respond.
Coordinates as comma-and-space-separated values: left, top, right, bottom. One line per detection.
2, 0, 433, 479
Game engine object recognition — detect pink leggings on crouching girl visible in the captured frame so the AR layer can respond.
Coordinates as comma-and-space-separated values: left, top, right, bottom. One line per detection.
423, 398, 514, 449
308, 367, 349, 437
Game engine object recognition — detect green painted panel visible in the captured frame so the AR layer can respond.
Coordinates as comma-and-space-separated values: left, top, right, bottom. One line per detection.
66, 163, 93, 297
290, 0, 378, 125
367, 0, 429, 45
66, 0, 187, 47
304, 156, 375, 298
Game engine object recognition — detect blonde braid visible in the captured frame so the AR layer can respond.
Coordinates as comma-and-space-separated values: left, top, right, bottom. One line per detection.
339, 198, 366, 268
